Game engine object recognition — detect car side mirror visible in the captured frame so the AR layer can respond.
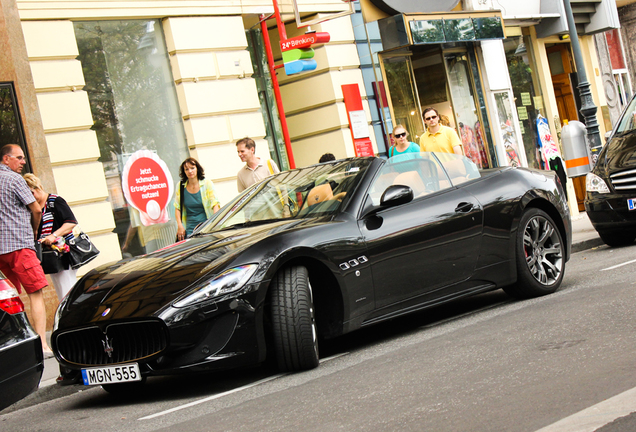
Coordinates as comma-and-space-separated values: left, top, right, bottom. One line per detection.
362, 185, 413, 219
380, 185, 413, 208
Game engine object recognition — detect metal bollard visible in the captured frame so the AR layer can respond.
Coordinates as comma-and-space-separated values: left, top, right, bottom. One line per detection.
561, 120, 591, 177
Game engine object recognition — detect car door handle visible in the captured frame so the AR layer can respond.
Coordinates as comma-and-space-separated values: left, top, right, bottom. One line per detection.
455, 202, 474, 213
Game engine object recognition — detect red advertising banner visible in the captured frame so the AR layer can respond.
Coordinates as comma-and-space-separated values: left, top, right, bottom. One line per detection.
342, 84, 375, 157
121, 150, 174, 226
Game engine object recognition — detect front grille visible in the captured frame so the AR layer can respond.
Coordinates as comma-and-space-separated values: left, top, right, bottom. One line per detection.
610, 168, 636, 192
55, 320, 169, 366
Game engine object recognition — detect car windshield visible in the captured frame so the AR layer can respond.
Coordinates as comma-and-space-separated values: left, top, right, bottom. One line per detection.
197, 158, 374, 233
615, 96, 636, 135
368, 152, 480, 205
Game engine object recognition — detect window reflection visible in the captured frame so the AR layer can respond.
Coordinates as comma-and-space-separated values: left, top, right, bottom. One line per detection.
473, 17, 504, 40
443, 19, 475, 42
409, 20, 445, 44
74, 20, 189, 258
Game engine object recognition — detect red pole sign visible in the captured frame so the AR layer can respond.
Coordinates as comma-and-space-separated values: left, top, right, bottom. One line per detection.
121, 150, 174, 226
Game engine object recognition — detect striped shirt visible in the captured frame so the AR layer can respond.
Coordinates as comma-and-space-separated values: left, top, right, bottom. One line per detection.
0, 164, 36, 255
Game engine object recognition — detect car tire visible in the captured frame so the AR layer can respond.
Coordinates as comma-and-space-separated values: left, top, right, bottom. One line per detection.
102, 377, 147, 396
270, 265, 319, 372
504, 208, 565, 299
598, 230, 636, 248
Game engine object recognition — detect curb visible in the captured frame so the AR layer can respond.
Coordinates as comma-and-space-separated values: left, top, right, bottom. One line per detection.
571, 237, 605, 254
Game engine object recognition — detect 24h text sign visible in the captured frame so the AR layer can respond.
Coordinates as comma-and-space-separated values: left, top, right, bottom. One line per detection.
121, 150, 174, 226
280, 32, 330, 52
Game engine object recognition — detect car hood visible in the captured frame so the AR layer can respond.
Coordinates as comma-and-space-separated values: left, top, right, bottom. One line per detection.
598, 132, 636, 174
62, 218, 326, 324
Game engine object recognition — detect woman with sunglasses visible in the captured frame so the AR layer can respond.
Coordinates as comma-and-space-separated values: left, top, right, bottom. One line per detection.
419, 107, 463, 155
389, 124, 421, 158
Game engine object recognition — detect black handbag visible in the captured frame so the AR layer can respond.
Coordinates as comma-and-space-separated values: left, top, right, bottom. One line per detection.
176, 181, 185, 242
41, 249, 65, 274
67, 232, 100, 269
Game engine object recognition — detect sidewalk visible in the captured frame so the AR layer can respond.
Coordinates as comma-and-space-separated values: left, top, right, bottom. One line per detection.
38, 212, 603, 388
570, 211, 604, 253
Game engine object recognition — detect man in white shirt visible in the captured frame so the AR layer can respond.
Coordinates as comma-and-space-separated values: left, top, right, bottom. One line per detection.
236, 137, 279, 192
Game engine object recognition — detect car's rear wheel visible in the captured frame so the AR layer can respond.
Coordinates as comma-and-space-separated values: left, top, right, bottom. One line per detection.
598, 230, 636, 247
504, 208, 565, 299
270, 265, 319, 372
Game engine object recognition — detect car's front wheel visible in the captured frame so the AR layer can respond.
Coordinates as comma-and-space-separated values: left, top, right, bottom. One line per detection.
504, 208, 565, 299
270, 265, 319, 372
598, 230, 636, 248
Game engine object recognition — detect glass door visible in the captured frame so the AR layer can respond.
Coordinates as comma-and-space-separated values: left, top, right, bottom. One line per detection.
444, 52, 491, 168
412, 50, 455, 131
381, 53, 424, 141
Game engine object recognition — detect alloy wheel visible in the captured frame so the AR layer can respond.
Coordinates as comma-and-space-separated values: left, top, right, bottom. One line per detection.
523, 215, 563, 285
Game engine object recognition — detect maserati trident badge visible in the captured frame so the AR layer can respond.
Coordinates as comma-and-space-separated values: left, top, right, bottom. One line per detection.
102, 334, 114, 358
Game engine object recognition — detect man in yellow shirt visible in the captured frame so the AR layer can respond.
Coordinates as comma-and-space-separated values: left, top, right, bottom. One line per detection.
419, 107, 463, 155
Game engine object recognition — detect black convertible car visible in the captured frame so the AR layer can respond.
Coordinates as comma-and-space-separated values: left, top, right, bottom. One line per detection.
52, 153, 571, 392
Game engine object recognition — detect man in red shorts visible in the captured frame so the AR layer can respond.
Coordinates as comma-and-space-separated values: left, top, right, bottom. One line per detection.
0, 144, 52, 356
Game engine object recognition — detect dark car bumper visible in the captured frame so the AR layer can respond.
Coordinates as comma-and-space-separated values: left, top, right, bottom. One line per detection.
585, 192, 636, 233
52, 282, 268, 377
0, 313, 44, 411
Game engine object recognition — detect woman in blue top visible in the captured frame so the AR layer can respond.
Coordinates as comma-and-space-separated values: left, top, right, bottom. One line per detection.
389, 124, 421, 157
175, 158, 220, 240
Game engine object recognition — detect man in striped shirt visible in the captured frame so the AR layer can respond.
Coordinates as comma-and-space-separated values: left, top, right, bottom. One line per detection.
0, 144, 52, 355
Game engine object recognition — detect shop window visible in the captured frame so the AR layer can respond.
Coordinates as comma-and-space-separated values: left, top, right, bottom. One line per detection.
74, 20, 190, 257
445, 53, 490, 169
504, 36, 547, 170
0, 82, 32, 171
614, 71, 632, 107
493, 91, 523, 167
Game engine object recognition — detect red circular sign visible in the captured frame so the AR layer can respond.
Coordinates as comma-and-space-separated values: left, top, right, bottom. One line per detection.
121, 150, 174, 226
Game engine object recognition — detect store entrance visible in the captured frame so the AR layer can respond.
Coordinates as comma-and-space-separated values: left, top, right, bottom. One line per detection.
547, 43, 586, 211
382, 46, 492, 168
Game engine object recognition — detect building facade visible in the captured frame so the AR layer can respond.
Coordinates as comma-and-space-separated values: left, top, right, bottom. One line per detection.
359, 0, 621, 212
0, 0, 625, 325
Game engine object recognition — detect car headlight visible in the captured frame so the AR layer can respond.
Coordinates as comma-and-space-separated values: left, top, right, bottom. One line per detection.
173, 264, 258, 308
586, 172, 610, 194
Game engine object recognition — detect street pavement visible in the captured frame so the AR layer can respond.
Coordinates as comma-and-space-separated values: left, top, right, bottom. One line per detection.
16, 212, 636, 432
37, 212, 605, 388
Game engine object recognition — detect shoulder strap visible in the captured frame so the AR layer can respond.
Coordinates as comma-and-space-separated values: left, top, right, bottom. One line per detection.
266, 159, 274, 175
179, 182, 185, 220
46, 194, 57, 210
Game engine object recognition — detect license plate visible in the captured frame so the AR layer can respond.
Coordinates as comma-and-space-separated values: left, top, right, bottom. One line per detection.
81, 363, 141, 386
629, 199, 636, 211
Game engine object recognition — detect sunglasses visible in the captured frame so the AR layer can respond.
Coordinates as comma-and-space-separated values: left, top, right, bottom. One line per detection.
394, 132, 407, 138
425, 115, 438, 121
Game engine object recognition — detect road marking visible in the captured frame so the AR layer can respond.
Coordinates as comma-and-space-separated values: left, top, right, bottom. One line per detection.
138, 353, 349, 421
138, 374, 286, 420
534, 386, 636, 432
601, 258, 636, 271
